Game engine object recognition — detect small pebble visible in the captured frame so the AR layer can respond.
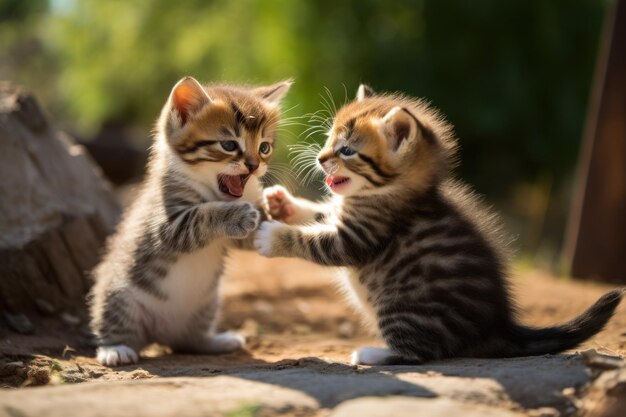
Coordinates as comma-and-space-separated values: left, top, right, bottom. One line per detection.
3, 312, 34, 334
34, 299, 56, 315
61, 312, 81, 326
338, 321, 355, 339
528, 407, 560, 417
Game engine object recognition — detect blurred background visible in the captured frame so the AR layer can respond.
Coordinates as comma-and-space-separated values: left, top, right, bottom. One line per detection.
0, 0, 617, 272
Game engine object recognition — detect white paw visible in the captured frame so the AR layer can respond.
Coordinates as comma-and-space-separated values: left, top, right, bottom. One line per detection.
351, 346, 394, 365
97, 344, 139, 367
208, 331, 246, 354
253, 221, 282, 257
263, 185, 296, 223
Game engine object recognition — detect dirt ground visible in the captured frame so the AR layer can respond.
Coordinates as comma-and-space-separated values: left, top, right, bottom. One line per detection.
1, 252, 625, 416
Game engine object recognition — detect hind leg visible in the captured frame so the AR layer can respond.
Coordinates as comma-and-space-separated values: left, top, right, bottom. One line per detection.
90, 289, 146, 367
351, 346, 403, 365
204, 331, 245, 353
367, 314, 444, 365
96, 344, 140, 366
171, 293, 245, 355
174, 331, 246, 354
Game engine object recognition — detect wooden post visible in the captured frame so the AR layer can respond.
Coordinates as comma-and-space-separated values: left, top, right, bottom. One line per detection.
563, 0, 626, 283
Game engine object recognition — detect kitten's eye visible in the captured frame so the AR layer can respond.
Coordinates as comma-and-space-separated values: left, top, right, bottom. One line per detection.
259, 142, 271, 155
220, 141, 238, 152
339, 146, 356, 156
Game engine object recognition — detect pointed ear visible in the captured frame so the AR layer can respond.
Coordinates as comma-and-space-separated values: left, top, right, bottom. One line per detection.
253, 79, 293, 105
382, 107, 419, 151
170, 76, 211, 126
356, 84, 375, 101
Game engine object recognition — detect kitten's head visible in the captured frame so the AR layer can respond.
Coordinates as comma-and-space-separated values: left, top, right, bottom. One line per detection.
158, 76, 292, 200
316, 84, 456, 198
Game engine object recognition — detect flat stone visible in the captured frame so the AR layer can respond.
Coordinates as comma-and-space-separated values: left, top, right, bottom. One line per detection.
329, 396, 525, 417
0, 355, 591, 417
0, 376, 318, 417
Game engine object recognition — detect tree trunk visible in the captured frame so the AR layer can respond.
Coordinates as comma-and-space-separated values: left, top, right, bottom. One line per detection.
562, 0, 626, 284
0, 83, 120, 335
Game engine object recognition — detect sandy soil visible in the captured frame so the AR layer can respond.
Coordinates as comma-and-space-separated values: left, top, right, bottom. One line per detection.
0, 252, 625, 416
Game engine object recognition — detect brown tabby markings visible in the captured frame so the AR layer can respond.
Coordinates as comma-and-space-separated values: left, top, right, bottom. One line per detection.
89, 76, 291, 366
171, 87, 282, 166
256, 84, 623, 365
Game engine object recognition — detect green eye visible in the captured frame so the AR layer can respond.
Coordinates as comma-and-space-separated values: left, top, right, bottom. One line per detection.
339, 146, 356, 156
220, 141, 238, 152
259, 142, 271, 154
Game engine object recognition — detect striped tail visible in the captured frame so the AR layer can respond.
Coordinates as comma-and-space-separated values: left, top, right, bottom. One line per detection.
508, 288, 624, 357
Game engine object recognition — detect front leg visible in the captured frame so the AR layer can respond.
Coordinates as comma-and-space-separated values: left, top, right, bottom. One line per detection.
161, 202, 260, 252
253, 220, 371, 267
230, 206, 268, 251
263, 185, 331, 225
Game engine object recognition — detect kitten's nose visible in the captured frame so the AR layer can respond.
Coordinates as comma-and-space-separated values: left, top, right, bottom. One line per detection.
317, 148, 334, 167
317, 158, 337, 175
317, 155, 330, 165
244, 159, 259, 173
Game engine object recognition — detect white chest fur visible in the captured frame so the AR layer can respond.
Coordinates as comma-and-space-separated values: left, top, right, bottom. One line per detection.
135, 240, 227, 342
337, 268, 378, 329
161, 241, 225, 306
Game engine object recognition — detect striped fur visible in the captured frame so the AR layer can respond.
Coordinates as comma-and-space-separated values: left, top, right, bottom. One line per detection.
256, 85, 623, 365
89, 77, 291, 366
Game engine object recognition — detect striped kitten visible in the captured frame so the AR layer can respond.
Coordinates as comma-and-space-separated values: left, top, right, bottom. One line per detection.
255, 84, 624, 365
90, 76, 291, 366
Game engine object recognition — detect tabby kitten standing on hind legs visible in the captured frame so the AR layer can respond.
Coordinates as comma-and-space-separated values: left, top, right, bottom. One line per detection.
89, 76, 291, 366
256, 84, 624, 365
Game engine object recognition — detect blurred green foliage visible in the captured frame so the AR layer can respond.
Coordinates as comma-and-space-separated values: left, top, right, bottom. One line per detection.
0, 0, 609, 258
0, 0, 606, 196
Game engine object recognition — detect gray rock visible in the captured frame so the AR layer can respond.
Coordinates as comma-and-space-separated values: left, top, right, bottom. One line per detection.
2, 311, 33, 334
0, 354, 594, 416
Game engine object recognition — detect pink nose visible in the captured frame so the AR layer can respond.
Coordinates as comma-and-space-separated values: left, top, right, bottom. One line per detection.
319, 159, 337, 175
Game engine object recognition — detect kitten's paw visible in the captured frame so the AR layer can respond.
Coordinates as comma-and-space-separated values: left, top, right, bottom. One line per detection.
263, 185, 296, 223
206, 331, 246, 354
253, 221, 283, 257
351, 346, 395, 366
96, 344, 139, 367
228, 202, 261, 238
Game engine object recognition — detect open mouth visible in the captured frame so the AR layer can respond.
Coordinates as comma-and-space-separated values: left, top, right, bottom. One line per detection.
218, 174, 251, 199
326, 176, 351, 190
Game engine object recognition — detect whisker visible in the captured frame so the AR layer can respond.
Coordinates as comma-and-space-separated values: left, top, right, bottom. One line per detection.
342, 83, 348, 106
266, 165, 298, 191
323, 86, 338, 116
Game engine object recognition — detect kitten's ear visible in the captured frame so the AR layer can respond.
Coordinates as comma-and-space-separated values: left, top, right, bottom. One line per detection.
170, 76, 211, 126
356, 84, 375, 101
382, 107, 419, 151
253, 79, 293, 105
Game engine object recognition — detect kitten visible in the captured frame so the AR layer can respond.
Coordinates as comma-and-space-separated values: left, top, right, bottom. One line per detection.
89, 76, 291, 366
255, 84, 624, 365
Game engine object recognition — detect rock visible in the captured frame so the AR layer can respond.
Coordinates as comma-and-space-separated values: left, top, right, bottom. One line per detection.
0, 84, 120, 329
0, 355, 594, 416
329, 397, 525, 417
61, 313, 81, 326
337, 321, 356, 339
581, 349, 625, 371
2, 312, 33, 334
238, 318, 260, 337
34, 299, 57, 315
527, 407, 560, 417
0, 376, 318, 417
581, 364, 626, 417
